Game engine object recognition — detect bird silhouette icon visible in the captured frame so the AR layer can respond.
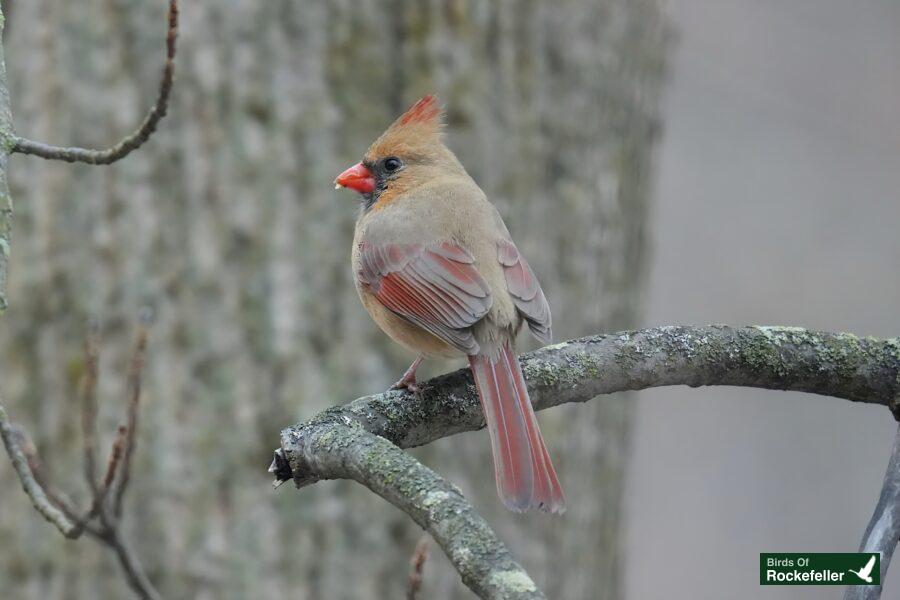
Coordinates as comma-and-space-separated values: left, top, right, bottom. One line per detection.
848, 555, 877, 583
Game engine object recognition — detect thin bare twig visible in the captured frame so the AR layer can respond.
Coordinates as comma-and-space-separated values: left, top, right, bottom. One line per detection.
12, 394, 110, 539
102, 425, 129, 493
10, 0, 179, 165
114, 325, 148, 517
100, 523, 163, 600
12, 423, 104, 537
1, 325, 160, 599
69, 425, 128, 539
82, 326, 100, 493
0, 404, 77, 537
407, 535, 430, 600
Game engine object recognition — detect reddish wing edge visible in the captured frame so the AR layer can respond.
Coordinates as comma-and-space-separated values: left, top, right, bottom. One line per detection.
357, 241, 492, 354
497, 239, 552, 344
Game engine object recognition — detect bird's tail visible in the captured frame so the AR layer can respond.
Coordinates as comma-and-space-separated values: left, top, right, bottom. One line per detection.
468, 342, 565, 514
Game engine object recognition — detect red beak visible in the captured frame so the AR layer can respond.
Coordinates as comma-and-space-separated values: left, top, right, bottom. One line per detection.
334, 162, 375, 194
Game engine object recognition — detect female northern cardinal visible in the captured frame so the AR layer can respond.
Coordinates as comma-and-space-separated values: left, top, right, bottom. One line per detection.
335, 95, 564, 514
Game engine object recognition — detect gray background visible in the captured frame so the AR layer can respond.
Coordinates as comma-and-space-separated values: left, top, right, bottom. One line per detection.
627, 1, 900, 598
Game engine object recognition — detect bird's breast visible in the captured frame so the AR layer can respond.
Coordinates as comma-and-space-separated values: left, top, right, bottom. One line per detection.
356, 285, 460, 358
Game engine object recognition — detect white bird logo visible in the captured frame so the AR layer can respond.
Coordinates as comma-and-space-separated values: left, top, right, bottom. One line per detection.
848, 554, 877, 583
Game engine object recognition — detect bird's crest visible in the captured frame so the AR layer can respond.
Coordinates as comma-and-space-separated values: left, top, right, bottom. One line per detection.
366, 95, 446, 160
398, 95, 443, 127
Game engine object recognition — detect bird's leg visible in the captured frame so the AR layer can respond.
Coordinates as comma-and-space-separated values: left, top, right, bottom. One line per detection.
390, 356, 424, 393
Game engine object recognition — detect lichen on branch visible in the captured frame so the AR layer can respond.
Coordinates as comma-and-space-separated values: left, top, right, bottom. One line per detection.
277, 325, 900, 599
0, 5, 14, 312
283, 325, 900, 458
281, 421, 544, 599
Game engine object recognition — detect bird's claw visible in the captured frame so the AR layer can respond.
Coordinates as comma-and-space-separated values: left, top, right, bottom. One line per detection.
389, 356, 424, 394
389, 379, 420, 394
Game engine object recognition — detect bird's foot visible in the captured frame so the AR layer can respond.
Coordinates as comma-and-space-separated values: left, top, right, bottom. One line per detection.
389, 356, 423, 394
389, 378, 420, 394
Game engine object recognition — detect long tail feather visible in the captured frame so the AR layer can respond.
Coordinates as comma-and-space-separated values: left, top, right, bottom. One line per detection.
468, 343, 565, 514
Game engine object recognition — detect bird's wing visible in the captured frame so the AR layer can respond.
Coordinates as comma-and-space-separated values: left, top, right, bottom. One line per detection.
497, 239, 552, 344
357, 241, 493, 354
862, 555, 877, 576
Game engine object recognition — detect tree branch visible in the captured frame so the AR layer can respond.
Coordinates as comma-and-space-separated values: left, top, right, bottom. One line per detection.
281, 326, 900, 468
845, 424, 900, 600
114, 325, 149, 517
0, 404, 77, 537
98, 524, 163, 600
0, 7, 14, 312
279, 422, 544, 600
0, 327, 161, 599
9, 0, 179, 165
82, 327, 101, 494
407, 536, 430, 600
275, 325, 900, 598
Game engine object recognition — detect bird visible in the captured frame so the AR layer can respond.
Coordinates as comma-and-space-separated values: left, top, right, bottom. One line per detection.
848, 554, 877, 583
334, 95, 565, 514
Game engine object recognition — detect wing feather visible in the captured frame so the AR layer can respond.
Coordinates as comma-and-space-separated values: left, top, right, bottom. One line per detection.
358, 241, 492, 354
497, 239, 552, 344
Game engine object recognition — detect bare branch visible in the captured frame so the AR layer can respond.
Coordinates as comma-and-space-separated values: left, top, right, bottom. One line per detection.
1, 325, 161, 599
82, 326, 100, 493
277, 325, 900, 599
407, 536, 430, 600
69, 425, 127, 539
10, 423, 104, 537
9, 0, 179, 165
99, 524, 163, 600
0, 404, 77, 537
114, 325, 149, 517
102, 425, 129, 493
0, 6, 15, 312
845, 424, 900, 600
283, 424, 545, 600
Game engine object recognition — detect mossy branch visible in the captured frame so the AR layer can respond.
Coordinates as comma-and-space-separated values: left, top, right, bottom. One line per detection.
0, 6, 14, 312
283, 325, 900, 461
275, 423, 543, 600
275, 325, 900, 599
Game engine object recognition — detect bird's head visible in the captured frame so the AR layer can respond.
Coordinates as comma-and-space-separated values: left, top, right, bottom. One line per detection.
334, 95, 463, 211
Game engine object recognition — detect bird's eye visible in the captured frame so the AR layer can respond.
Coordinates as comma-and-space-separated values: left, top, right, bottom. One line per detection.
383, 157, 403, 173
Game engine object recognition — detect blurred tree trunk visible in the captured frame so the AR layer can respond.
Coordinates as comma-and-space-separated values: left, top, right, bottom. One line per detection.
0, 0, 669, 598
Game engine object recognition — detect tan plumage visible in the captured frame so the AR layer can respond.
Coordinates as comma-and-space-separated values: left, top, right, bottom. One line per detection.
337, 96, 564, 513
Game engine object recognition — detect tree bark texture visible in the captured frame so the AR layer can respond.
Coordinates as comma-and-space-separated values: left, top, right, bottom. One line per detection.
0, 6, 12, 312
